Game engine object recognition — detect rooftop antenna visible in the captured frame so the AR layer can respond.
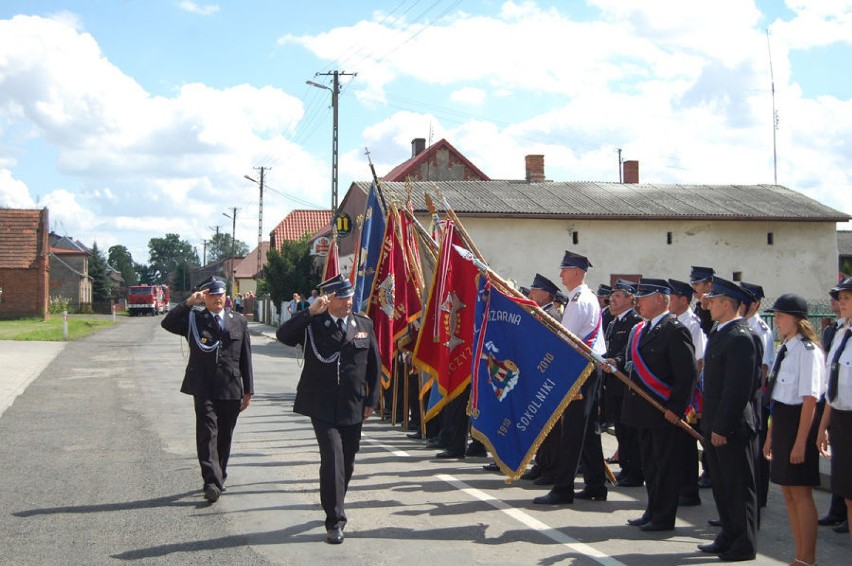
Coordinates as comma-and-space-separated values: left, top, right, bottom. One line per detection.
766, 29, 779, 185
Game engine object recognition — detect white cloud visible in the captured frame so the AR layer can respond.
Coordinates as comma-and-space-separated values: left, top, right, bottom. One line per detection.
0, 169, 36, 208
451, 87, 486, 106
178, 2, 220, 16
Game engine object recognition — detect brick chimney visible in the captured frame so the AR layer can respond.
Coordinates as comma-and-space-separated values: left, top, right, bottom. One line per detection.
525, 155, 545, 182
623, 160, 639, 184
411, 138, 426, 158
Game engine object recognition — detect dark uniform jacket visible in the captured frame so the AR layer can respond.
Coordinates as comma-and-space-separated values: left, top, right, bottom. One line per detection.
605, 308, 644, 373
693, 302, 714, 336
277, 309, 381, 426
161, 303, 254, 400
622, 314, 697, 428
702, 318, 757, 439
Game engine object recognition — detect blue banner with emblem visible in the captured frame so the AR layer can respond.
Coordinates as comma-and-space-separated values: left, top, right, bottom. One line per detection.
469, 278, 594, 481
352, 182, 386, 313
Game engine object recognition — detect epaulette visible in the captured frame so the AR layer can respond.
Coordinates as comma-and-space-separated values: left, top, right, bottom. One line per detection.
803, 340, 815, 350
352, 311, 370, 320
758, 319, 770, 330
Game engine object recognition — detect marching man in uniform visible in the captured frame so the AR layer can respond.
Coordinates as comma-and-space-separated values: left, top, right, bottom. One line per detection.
276, 275, 381, 544
161, 276, 254, 504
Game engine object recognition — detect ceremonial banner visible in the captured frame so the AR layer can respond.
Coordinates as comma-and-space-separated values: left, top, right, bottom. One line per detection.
412, 222, 479, 420
469, 279, 594, 481
367, 205, 423, 389
321, 236, 340, 280
352, 182, 386, 313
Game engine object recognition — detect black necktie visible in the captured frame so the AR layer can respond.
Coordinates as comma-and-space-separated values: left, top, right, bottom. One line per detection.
765, 343, 787, 401
641, 321, 653, 344
214, 314, 222, 330
829, 329, 852, 402
337, 317, 346, 338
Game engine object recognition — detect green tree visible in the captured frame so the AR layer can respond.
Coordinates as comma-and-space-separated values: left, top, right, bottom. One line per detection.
147, 234, 199, 285
207, 232, 250, 264
89, 242, 112, 302
263, 236, 317, 311
108, 244, 138, 286
135, 262, 156, 285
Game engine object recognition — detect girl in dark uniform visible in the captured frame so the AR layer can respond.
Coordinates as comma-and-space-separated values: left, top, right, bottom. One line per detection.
818, 277, 852, 547
763, 294, 825, 566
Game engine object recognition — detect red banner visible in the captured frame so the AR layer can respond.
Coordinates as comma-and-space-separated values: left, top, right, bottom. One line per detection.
412, 221, 479, 416
367, 205, 423, 389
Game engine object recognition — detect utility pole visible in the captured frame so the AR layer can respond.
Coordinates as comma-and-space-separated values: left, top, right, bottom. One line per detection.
245, 167, 269, 285
222, 208, 238, 295
308, 70, 357, 212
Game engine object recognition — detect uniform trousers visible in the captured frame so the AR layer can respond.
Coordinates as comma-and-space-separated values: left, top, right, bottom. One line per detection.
678, 424, 700, 500
311, 418, 363, 530
550, 371, 606, 498
639, 425, 684, 527
705, 432, 759, 557
534, 419, 562, 476
193, 396, 241, 490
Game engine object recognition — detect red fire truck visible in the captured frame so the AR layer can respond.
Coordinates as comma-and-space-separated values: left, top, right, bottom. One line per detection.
127, 284, 170, 316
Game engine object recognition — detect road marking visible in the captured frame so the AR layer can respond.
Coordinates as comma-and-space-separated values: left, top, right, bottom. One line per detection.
362, 436, 625, 566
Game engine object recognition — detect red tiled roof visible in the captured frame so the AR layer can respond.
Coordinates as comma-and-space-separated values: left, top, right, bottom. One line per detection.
0, 209, 43, 268
270, 209, 331, 250
234, 241, 271, 278
383, 138, 490, 182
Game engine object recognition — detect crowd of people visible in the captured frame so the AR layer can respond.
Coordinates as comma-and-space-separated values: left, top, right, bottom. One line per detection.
389, 254, 851, 564
162, 256, 852, 560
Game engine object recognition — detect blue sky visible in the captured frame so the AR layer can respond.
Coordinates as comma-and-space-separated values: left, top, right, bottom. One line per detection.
1, 1, 851, 262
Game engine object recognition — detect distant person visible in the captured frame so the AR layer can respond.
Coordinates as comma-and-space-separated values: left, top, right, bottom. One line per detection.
161, 276, 253, 504
234, 293, 243, 313
308, 290, 319, 305
276, 275, 380, 544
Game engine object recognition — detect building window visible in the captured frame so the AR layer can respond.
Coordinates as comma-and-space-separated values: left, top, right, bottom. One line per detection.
572, 231, 579, 245
732, 271, 742, 282
767, 232, 774, 245
666, 232, 672, 245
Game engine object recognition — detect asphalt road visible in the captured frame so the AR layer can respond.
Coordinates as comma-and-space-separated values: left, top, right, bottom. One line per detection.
0, 316, 849, 565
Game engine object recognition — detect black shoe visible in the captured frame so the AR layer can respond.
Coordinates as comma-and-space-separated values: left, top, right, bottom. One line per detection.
605, 456, 619, 465
697, 472, 712, 489
465, 443, 487, 457
617, 477, 644, 488
406, 431, 423, 440
482, 462, 500, 472
640, 522, 674, 532
532, 493, 574, 505
627, 515, 650, 527
574, 488, 607, 501
717, 551, 755, 562
834, 520, 849, 534
534, 475, 555, 486
435, 450, 464, 459
679, 495, 701, 507
426, 437, 446, 448
203, 484, 221, 503
521, 465, 542, 480
708, 518, 722, 527
697, 542, 728, 554
325, 527, 344, 544
818, 514, 845, 526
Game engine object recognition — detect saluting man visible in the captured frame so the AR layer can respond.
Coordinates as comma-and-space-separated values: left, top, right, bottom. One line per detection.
161, 276, 254, 504
276, 274, 380, 545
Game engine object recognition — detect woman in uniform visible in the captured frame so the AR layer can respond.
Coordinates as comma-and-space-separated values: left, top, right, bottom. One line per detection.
763, 294, 825, 566
818, 277, 852, 547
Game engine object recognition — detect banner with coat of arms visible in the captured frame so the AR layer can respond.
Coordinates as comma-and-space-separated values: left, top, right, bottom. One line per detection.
470, 278, 594, 481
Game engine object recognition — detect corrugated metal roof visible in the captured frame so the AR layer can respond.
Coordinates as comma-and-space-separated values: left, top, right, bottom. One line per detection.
352, 181, 849, 221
